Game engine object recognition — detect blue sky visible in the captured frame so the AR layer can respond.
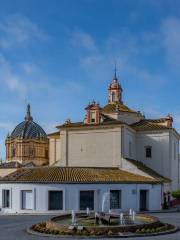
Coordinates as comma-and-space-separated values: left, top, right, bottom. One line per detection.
0, 0, 180, 158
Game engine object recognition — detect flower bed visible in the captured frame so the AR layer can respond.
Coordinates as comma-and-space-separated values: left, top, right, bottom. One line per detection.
31, 213, 176, 237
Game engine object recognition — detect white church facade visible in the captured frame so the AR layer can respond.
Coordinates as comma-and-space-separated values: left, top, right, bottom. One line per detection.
0, 71, 179, 213
49, 71, 179, 192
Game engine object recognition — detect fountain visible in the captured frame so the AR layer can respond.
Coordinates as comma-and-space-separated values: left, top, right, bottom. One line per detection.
39, 194, 166, 237
47, 209, 161, 237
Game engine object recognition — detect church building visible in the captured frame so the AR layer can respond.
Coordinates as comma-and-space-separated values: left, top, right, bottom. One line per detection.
0, 70, 179, 214
49, 71, 180, 192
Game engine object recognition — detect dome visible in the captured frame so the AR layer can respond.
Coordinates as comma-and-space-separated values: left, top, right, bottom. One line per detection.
9, 104, 47, 139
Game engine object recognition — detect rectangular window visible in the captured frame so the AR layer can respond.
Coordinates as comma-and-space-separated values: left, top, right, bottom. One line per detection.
90, 112, 96, 123
2, 189, 10, 208
80, 191, 94, 210
110, 190, 121, 209
21, 190, 33, 210
145, 146, 152, 158
48, 191, 63, 210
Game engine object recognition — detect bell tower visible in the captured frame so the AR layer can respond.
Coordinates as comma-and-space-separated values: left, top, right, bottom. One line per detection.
108, 67, 123, 104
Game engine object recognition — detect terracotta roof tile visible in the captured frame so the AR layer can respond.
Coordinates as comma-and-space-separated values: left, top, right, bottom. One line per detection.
0, 167, 161, 184
102, 103, 137, 114
131, 120, 170, 131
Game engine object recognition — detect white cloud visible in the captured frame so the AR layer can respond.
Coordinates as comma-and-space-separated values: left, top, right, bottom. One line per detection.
0, 55, 27, 98
75, 30, 167, 89
0, 14, 47, 49
70, 29, 97, 52
21, 63, 37, 74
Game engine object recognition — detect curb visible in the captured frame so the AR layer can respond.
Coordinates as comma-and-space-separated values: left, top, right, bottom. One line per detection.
27, 227, 179, 238
1, 209, 179, 216
140, 209, 180, 214
0, 213, 57, 216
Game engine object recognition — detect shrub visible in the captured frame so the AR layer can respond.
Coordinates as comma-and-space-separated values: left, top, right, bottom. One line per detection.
140, 228, 146, 233
156, 227, 162, 232
172, 190, 180, 199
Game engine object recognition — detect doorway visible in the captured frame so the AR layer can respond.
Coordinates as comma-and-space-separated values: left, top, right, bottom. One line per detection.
139, 190, 149, 211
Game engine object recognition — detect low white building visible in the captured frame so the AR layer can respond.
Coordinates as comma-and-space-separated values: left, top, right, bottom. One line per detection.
0, 167, 164, 214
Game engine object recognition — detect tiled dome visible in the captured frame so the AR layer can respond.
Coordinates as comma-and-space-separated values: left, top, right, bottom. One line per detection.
9, 104, 47, 139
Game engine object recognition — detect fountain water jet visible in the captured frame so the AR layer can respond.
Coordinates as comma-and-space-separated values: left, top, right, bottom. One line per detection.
120, 213, 124, 225
86, 207, 90, 216
129, 209, 132, 216
132, 211, 136, 222
102, 192, 110, 213
71, 210, 76, 225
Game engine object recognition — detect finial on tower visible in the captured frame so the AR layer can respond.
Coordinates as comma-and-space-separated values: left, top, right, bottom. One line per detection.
114, 62, 117, 80
25, 104, 33, 121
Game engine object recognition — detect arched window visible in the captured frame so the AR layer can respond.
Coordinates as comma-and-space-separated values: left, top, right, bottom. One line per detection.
29, 147, 35, 157
112, 92, 115, 102
11, 146, 15, 157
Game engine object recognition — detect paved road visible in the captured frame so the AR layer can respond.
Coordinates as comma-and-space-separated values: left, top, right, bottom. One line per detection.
0, 212, 180, 240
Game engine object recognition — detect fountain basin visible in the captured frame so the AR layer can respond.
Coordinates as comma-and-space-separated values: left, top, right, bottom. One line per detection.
45, 212, 159, 234
31, 212, 176, 237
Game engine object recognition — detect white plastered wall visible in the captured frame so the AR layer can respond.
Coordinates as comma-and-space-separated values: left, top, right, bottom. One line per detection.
0, 182, 162, 214
49, 138, 61, 166
122, 126, 136, 160
104, 112, 142, 124
136, 131, 170, 177
59, 127, 122, 167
